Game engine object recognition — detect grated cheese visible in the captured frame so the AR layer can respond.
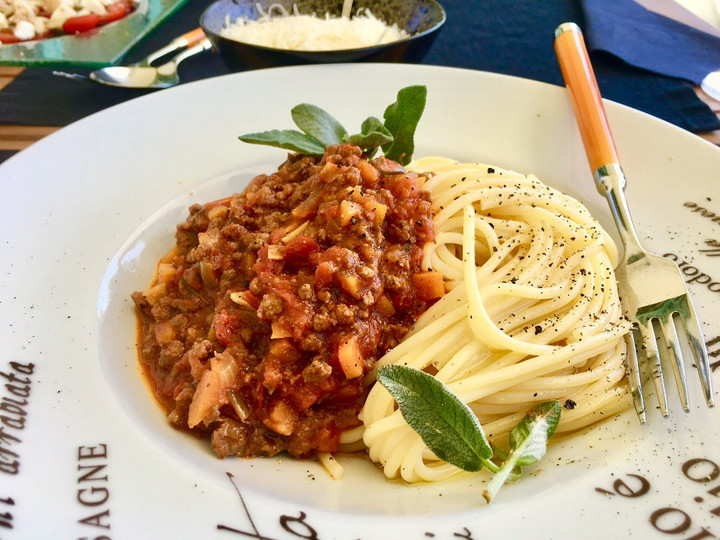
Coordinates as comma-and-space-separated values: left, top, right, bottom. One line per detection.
219, 4, 409, 51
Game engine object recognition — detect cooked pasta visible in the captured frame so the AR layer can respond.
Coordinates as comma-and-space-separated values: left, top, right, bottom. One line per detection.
357, 157, 632, 483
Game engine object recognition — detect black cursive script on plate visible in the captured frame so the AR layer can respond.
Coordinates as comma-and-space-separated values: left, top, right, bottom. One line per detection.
595, 457, 720, 538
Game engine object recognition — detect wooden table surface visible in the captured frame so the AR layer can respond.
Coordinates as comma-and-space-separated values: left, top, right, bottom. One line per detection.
0, 66, 61, 153
1, 65, 720, 154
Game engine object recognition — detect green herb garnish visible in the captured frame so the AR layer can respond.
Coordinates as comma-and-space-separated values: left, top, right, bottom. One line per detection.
376, 364, 562, 504
376, 364, 495, 472
291, 103, 347, 146
482, 400, 561, 502
380, 85, 426, 165
239, 85, 427, 165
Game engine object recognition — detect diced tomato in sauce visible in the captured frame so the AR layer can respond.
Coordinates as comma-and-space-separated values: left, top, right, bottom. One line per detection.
284, 235, 320, 265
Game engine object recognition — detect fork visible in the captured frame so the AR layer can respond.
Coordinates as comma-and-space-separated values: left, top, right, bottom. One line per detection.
553, 22, 715, 423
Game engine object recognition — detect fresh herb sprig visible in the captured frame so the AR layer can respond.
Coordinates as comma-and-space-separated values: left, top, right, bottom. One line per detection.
239, 85, 426, 165
376, 364, 562, 503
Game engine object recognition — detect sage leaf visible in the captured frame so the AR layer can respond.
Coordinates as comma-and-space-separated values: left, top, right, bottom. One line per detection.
291, 104, 348, 146
238, 85, 428, 162
482, 401, 561, 503
238, 129, 326, 155
376, 365, 493, 472
346, 116, 394, 154
509, 401, 562, 466
381, 85, 427, 165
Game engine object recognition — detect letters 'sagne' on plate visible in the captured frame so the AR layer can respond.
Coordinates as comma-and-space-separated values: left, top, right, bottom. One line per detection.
0, 0, 189, 68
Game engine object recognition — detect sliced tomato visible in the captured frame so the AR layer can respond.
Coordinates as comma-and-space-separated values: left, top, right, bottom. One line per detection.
62, 13, 102, 34
0, 30, 53, 43
3, 1, 134, 43
99, 1, 135, 24
0, 32, 21, 44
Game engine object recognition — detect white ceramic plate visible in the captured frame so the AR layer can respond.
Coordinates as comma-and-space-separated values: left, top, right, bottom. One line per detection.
1, 64, 719, 539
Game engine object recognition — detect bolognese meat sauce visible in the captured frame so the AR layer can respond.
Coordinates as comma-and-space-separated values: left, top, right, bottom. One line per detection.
132, 143, 439, 459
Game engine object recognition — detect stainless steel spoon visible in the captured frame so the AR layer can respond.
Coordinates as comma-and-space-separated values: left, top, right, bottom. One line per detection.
88, 37, 213, 89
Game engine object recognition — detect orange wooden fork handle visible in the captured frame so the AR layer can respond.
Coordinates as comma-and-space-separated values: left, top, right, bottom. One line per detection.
554, 22, 620, 173
179, 27, 206, 48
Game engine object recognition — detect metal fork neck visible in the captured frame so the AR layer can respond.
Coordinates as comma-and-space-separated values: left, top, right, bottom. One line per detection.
593, 163, 644, 256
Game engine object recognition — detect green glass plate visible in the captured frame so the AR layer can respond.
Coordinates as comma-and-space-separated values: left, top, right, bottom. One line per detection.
0, 0, 189, 68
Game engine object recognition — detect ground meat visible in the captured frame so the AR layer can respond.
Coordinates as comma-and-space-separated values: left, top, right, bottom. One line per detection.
157, 340, 185, 369
299, 333, 323, 352
334, 304, 354, 325
257, 292, 283, 320
211, 418, 286, 458
302, 359, 333, 384
297, 283, 314, 300
312, 310, 334, 332
132, 143, 436, 459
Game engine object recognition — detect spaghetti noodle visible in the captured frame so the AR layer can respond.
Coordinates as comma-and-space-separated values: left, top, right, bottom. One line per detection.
356, 157, 632, 482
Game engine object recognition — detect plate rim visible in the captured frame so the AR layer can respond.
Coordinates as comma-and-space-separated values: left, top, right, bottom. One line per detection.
2, 63, 719, 538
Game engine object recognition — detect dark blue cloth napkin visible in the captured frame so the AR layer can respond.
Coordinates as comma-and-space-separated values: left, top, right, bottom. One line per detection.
581, 0, 720, 85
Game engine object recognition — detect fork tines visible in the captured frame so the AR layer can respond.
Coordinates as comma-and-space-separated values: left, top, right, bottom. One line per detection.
626, 293, 714, 423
